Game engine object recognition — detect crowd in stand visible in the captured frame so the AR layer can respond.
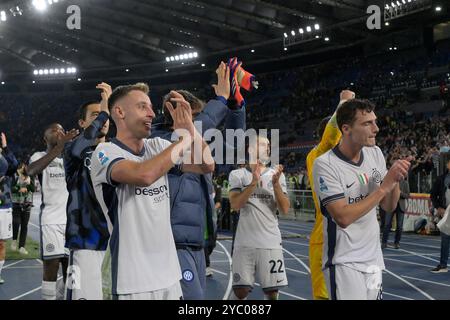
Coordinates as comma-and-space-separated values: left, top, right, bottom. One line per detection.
0, 40, 449, 178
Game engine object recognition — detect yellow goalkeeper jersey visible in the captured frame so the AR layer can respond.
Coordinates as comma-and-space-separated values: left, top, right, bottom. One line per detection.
307, 115, 341, 300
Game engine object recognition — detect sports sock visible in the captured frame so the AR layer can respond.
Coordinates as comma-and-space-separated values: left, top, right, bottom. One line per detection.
42, 280, 56, 300
0, 260, 4, 277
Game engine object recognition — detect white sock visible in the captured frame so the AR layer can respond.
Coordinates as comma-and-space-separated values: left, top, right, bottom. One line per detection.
56, 278, 65, 300
229, 291, 248, 300
42, 281, 56, 300
0, 260, 4, 276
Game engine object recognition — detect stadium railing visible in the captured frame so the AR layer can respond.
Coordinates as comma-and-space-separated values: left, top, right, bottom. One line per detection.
285, 189, 315, 222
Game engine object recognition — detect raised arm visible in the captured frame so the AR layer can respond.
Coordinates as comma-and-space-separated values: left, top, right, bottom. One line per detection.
322, 159, 409, 228
69, 83, 112, 159
379, 158, 411, 213
229, 163, 261, 211
110, 140, 188, 187
1, 133, 18, 175
195, 62, 231, 131
272, 165, 290, 215
315, 90, 354, 155
111, 90, 215, 187
166, 90, 215, 174
27, 129, 79, 177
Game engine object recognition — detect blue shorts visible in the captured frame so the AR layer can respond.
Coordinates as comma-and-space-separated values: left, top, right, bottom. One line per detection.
177, 247, 206, 300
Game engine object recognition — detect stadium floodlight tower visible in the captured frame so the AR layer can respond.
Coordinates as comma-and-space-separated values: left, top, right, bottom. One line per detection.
32, 67, 78, 80
283, 24, 322, 47
32, 0, 48, 11
384, 0, 433, 21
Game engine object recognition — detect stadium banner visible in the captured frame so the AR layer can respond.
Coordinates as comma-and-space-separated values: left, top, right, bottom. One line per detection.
402, 193, 433, 232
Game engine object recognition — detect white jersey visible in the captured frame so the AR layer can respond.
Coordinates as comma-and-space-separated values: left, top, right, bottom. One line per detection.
313, 146, 387, 273
90, 137, 181, 295
229, 167, 287, 249
29, 152, 68, 226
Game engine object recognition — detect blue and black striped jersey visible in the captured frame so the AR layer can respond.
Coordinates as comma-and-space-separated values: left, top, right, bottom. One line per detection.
64, 111, 110, 250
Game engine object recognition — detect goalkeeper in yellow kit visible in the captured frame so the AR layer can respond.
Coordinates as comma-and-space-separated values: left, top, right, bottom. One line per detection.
307, 90, 355, 300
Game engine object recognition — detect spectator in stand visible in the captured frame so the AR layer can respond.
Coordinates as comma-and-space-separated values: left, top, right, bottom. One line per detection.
430, 159, 450, 273
381, 166, 410, 249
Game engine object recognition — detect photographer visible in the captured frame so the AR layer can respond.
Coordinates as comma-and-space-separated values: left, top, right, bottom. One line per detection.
11, 163, 35, 255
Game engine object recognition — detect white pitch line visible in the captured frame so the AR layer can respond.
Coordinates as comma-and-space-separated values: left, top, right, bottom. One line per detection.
2, 266, 42, 270
393, 248, 441, 264
10, 275, 63, 300
384, 269, 435, 300
282, 240, 309, 247
10, 287, 41, 301
401, 275, 450, 288
216, 241, 233, 301
383, 252, 440, 258
383, 257, 435, 268
285, 267, 308, 275
395, 241, 440, 249
210, 268, 228, 276
3, 260, 24, 269
210, 259, 235, 263
254, 282, 307, 300
282, 248, 311, 273
383, 291, 414, 300
284, 257, 307, 262
28, 222, 39, 229
278, 290, 308, 300
281, 229, 306, 236
214, 250, 225, 255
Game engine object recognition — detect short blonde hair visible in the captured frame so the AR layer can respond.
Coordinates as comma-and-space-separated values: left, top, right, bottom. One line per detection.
108, 83, 150, 110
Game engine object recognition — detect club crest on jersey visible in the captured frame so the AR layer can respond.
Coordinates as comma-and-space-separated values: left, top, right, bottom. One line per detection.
372, 168, 382, 184
46, 243, 55, 253
319, 177, 328, 192
357, 173, 369, 185
98, 150, 109, 166
182, 269, 194, 282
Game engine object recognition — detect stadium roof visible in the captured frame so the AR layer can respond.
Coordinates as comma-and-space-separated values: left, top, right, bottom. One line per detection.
0, 0, 448, 82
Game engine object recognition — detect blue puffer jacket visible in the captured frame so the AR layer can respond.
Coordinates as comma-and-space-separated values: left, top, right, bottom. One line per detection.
150, 97, 246, 247
0, 147, 19, 209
